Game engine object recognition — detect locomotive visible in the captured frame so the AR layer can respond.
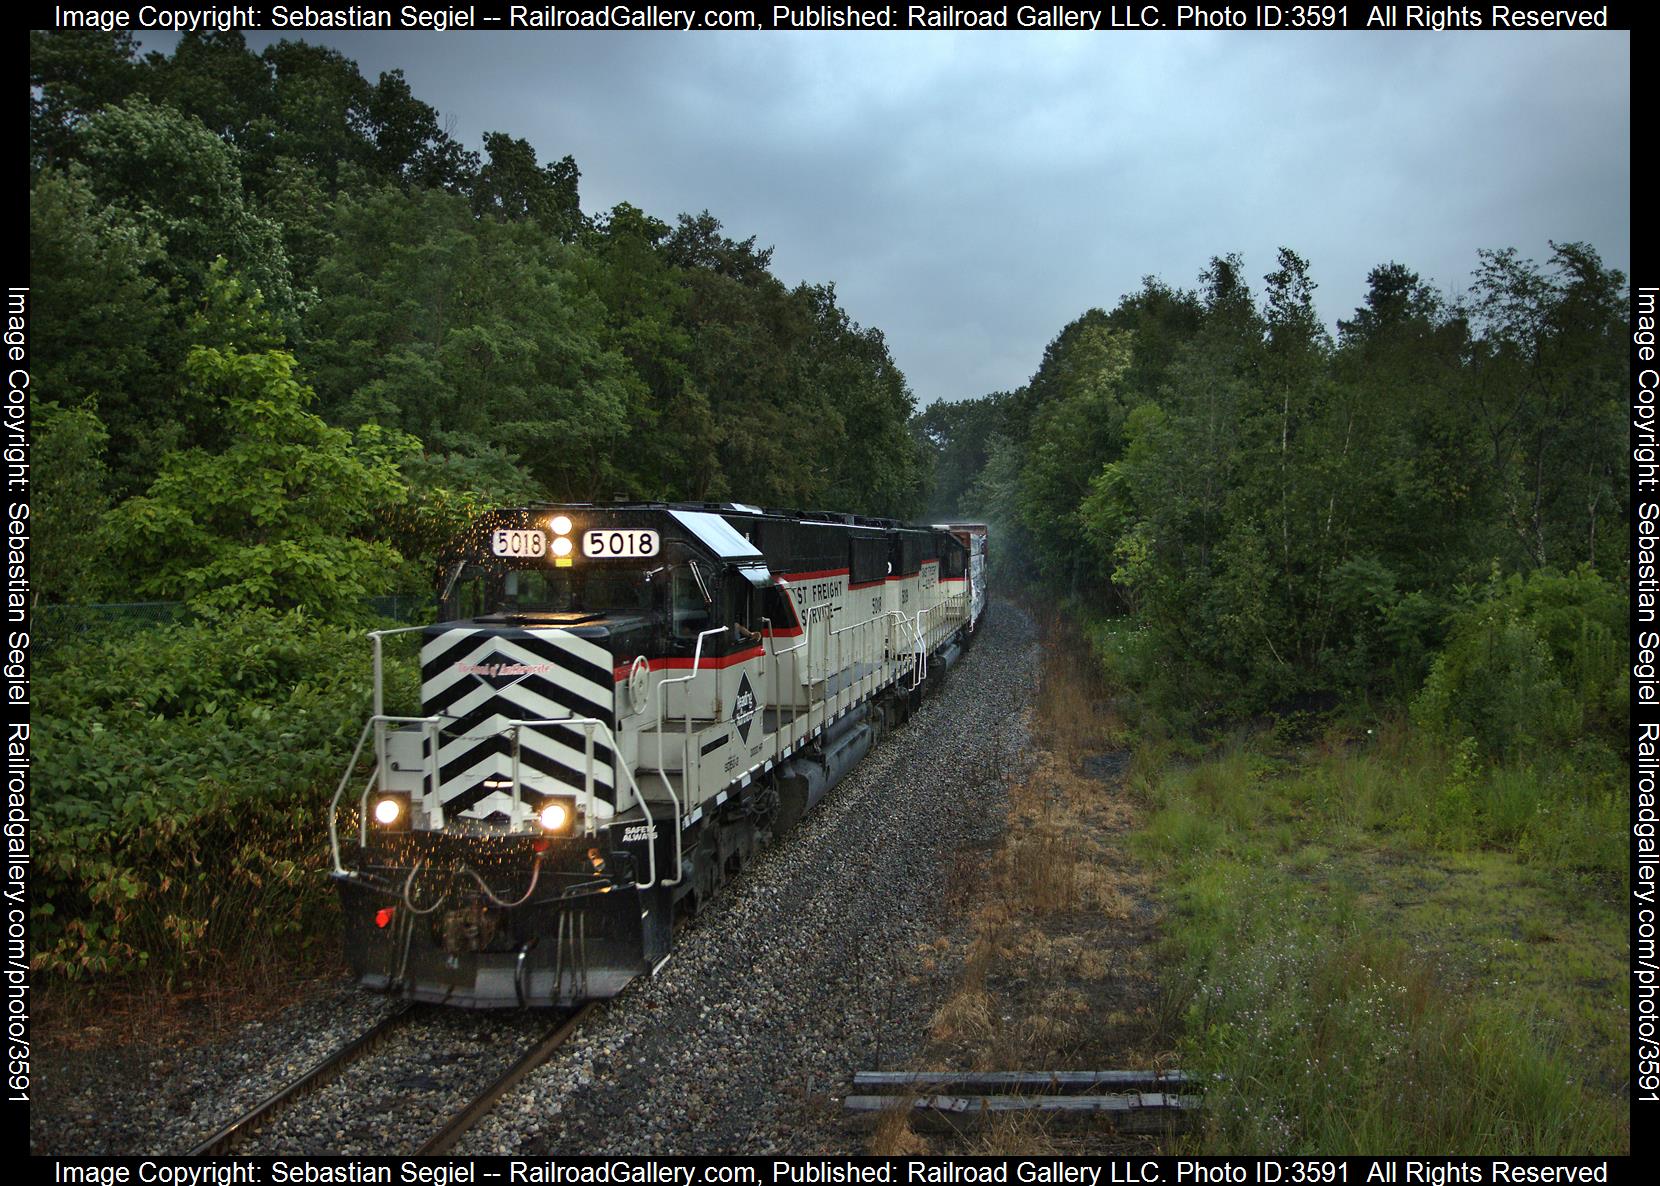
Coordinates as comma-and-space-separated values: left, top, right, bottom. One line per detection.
328, 502, 990, 1008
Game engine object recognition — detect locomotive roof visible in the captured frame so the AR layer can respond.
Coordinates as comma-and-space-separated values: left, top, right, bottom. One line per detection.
518, 500, 939, 534
668, 508, 764, 560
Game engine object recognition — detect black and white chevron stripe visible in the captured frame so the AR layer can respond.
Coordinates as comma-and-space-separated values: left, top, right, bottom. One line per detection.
420, 626, 617, 819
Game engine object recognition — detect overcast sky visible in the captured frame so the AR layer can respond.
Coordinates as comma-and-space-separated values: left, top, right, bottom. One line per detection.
146, 29, 1630, 407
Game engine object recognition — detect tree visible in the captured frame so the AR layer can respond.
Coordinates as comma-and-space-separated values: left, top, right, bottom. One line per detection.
472, 132, 584, 241
142, 31, 274, 146
29, 29, 142, 171
304, 185, 639, 498
1012, 311, 1138, 590
256, 40, 374, 194
28, 167, 188, 495
32, 402, 113, 604
76, 97, 300, 326
915, 392, 1011, 519
104, 347, 413, 618
580, 204, 713, 499
1468, 243, 1627, 573
365, 69, 477, 192
801, 283, 926, 518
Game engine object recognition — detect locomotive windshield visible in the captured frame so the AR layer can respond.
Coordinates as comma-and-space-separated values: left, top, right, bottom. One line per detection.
440, 557, 723, 636
442, 560, 663, 620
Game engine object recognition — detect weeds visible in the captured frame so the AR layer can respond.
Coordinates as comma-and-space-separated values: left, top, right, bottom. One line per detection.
1140, 730, 1629, 1153
883, 611, 1169, 1153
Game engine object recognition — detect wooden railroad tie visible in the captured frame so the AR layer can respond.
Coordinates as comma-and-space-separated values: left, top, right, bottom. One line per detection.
844, 1070, 1200, 1134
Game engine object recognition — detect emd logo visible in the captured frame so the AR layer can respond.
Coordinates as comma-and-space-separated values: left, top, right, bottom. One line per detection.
733, 673, 758, 742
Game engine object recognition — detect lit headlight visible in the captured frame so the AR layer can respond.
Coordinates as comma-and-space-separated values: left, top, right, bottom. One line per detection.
550, 514, 573, 536
372, 794, 410, 830
538, 799, 575, 835
551, 535, 573, 557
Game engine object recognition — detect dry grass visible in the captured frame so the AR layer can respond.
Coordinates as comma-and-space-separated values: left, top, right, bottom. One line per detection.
868, 1100, 933, 1155
35, 953, 349, 1053
870, 613, 1173, 1153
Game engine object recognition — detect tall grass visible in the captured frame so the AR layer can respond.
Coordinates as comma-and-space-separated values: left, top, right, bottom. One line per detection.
1136, 730, 1628, 1154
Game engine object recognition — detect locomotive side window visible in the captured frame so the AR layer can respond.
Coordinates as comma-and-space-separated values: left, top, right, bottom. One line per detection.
671, 563, 713, 640
761, 583, 798, 633
728, 582, 763, 645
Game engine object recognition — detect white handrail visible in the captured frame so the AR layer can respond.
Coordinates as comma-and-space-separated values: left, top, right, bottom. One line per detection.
329, 713, 443, 873
505, 716, 674, 890
653, 625, 727, 851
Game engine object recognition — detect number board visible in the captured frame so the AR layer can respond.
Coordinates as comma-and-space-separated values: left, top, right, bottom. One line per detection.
491, 529, 547, 558
583, 529, 660, 559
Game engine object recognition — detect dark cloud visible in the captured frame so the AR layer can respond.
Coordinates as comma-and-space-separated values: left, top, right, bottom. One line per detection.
151, 29, 1630, 405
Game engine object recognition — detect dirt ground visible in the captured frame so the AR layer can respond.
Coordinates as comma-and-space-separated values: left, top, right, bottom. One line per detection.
865, 612, 1179, 1155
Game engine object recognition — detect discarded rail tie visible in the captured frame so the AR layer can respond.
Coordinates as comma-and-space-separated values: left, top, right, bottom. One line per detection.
845, 1069, 1199, 1133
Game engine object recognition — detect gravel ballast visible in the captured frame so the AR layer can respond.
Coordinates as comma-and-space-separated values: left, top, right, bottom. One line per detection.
30, 602, 1037, 1156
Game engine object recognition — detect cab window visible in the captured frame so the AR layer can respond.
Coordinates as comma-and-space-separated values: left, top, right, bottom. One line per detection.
672, 564, 714, 641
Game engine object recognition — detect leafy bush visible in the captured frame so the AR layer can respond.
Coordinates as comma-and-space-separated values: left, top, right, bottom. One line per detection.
33, 610, 415, 982
103, 346, 414, 620
1412, 567, 1624, 760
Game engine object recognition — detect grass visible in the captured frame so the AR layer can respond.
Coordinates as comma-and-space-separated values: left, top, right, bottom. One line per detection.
876, 601, 1628, 1154
871, 612, 1172, 1154
1134, 718, 1629, 1154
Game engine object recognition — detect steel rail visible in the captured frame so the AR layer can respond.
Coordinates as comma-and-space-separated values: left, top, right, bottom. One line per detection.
186, 1004, 421, 1156
416, 1002, 599, 1155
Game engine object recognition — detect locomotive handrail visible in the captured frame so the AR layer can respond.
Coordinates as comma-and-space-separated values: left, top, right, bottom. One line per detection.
654, 625, 728, 840
329, 713, 443, 874
762, 603, 811, 767
830, 608, 897, 709
802, 599, 833, 735
504, 716, 673, 890
366, 625, 432, 795
366, 624, 430, 690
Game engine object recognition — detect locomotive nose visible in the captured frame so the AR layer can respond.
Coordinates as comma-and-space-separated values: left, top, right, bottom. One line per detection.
420, 621, 622, 825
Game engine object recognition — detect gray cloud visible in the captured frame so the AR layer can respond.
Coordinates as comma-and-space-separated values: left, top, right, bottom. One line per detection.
150, 29, 1630, 405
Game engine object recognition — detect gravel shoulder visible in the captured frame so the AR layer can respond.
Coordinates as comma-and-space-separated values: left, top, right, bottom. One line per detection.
28, 602, 1037, 1156
473, 602, 1038, 1155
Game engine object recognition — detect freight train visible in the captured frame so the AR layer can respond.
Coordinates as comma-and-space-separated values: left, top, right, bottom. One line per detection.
329, 502, 990, 1007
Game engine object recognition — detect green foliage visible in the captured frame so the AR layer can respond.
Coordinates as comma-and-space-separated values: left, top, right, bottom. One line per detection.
1412, 568, 1625, 760
1135, 732, 1627, 1153
29, 29, 143, 169
473, 132, 585, 240
28, 167, 174, 490
33, 611, 415, 981
31, 401, 113, 603
305, 185, 646, 499
76, 97, 300, 325
936, 242, 1625, 732
916, 392, 1010, 519
104, 347, 413, 617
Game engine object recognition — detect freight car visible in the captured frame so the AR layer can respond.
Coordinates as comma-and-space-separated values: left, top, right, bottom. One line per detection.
328, 502, 988, 1007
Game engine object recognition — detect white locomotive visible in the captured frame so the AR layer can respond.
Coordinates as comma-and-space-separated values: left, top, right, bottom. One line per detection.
329, 503, 989, 1007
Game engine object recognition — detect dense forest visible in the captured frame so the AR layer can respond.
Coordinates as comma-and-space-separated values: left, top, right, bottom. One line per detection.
922, 246, 1627, 738
31, 29, 928, 616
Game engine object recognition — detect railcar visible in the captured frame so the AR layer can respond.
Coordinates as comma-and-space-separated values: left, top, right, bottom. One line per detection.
329, 502, 988, 1007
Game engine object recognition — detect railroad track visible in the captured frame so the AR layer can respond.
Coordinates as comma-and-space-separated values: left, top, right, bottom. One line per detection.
188, 1003, 424, 1156
187, 1002, 598, 1156
416, 1003, 597, 1154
